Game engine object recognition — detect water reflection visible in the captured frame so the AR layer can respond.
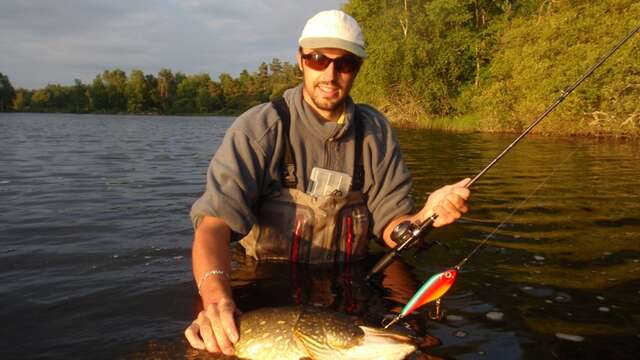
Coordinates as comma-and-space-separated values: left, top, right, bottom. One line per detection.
2, 114, 639, 359
227, 245, 418, 320
395, 129, 640, 357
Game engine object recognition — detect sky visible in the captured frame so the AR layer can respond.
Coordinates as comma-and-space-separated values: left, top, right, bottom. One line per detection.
0, 0, 346, 89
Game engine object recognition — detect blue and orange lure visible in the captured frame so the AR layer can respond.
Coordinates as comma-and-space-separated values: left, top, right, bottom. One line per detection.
384, 267, 458, 328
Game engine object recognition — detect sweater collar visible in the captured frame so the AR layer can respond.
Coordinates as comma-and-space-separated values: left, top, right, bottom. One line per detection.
285, 84, 355, 141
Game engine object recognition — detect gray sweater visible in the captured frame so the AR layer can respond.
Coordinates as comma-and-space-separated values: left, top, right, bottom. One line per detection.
191, 84, 415, 240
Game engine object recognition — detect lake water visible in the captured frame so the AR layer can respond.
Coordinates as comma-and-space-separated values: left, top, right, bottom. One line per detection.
1, 113, 639, 359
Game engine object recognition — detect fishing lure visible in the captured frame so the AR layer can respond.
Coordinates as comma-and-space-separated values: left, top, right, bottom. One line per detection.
379, 25, 640, 329
384, 268, 458, 328
384, 138, 579, 329
367, 24, 640, 281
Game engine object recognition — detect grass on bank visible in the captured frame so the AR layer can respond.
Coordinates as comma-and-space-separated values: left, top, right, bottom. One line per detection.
385, 102, 640, 138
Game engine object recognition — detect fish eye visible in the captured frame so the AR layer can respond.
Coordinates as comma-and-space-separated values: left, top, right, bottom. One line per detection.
444, 272, 452, 278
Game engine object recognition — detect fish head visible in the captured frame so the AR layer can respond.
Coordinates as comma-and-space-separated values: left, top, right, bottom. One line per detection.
293, 308, 416, 360
337, 326, 417, 360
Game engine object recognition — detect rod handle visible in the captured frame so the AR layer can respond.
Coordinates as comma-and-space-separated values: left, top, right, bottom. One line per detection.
366, 248, 399, 281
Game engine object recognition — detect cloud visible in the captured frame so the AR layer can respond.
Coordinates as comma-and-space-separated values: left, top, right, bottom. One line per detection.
0, 0, 346, 89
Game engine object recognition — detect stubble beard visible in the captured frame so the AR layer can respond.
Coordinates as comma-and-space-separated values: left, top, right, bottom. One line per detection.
307, 80, 346, 113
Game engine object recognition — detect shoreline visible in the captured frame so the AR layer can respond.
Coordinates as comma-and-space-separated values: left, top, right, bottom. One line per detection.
3, 110, 639, 139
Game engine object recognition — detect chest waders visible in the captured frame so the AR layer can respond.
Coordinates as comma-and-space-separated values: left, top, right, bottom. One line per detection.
240, 98, 371, 264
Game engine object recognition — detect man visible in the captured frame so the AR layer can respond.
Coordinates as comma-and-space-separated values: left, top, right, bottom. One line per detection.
184, 10, 471, 354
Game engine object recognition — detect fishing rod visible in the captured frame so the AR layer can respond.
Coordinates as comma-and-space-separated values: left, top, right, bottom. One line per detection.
383, 149, 573, 329
366, 24, 640, 281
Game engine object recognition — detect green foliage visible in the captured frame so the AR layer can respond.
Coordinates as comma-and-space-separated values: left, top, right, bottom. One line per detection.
6, 0, 637, 136
173, 73, 216, 114
126, 70, 148, 113
27, 83, 86, 113
345, 0, 639, 135
89, 75, 108, 112
12, 89, 29, 111
346, 0, 509, 117
6, 59, 301, 115
0, 72, 16, 111
102, 69, 128, 112
471, 0, 640, 135
157, 68, 176, 114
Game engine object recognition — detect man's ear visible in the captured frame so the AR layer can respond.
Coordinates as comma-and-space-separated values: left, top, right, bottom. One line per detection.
296, 51, 303, 72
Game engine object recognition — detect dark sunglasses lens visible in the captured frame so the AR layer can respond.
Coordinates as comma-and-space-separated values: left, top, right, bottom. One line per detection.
334, 56, 360, 73
303, 52, 361, 73
304, 53, 331, 71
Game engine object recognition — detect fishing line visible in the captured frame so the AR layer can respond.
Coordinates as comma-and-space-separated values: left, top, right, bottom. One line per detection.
367, 24, 640, 280
383, 148, 577, 329
379, 23, 639, 328
455, 147, 578, 270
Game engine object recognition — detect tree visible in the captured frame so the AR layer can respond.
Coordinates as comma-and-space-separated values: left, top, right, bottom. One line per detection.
345, 0, 511, 117
219, 72, 242, 112
126, 69, 148, 113
157, 68, 176, 114
470, 0, 640, 133
68, 79, 88, 113
0, 72, 16, 111
12, 89, 30, 111
173, 73, 214, 114
30, 88, 51, 111
269, 58, 283, 76
269, 59, 300, 100
88, 75, 108, 112
102, 69, 128, 112
145, 74, 159, 112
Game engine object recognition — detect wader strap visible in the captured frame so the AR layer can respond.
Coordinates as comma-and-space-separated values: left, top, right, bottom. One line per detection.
352, 106, 364, 191
272, 97, 298, 188
271, 98, 365, 191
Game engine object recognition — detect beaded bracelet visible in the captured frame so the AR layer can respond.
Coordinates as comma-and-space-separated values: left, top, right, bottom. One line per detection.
197, 269, 229, 291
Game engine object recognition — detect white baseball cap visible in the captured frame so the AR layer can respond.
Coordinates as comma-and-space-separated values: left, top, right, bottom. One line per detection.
298, 10, 367, 59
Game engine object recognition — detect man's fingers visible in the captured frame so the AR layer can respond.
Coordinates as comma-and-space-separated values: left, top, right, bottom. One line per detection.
433, 202, 461, 227
421, 178, 472, 227
219, 303, 239, 343
199, 320, 220, 353
184, 323, 206, 350
446, 192, 469, 211
453, 177, 471, 188
205, 303, 235, 355
185, 301, 240, 354
452, 186, 471, 200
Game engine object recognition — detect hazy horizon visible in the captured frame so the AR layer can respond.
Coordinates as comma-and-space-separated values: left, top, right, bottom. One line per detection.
0, 0, 345, 89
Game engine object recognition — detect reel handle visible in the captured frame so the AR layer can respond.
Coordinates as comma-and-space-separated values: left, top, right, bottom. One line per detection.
366, 216, 436, 280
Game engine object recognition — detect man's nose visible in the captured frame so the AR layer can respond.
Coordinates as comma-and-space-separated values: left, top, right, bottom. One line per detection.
321, 61, 338, 82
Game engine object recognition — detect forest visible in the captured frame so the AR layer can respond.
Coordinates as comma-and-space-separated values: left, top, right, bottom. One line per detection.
0, 59, 300, 116
1, 0, 639, 135
345, 0, 639, 135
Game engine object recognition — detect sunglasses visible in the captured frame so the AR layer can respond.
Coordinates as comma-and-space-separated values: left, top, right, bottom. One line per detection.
300, 51, 362, 74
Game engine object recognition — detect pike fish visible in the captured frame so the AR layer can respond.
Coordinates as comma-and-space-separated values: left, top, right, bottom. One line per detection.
233, 306, 417, 360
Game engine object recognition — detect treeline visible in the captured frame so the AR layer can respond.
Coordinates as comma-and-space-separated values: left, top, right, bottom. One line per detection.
0, 73, 15, 112
1, 59, 300, 115
2, 1, 639, 135
345, 0, 640, 135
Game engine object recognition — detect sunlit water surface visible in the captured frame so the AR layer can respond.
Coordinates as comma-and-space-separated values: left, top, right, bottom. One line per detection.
1, 113, 638, 359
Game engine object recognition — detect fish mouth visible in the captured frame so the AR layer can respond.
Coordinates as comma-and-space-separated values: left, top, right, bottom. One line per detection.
339, 326, 417, 360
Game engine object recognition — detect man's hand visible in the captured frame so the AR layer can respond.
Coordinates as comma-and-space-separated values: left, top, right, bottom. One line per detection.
422, 178, 471, 227
186, 215, 237, 354
184, 297, 239, 355
381, 178, 471, 247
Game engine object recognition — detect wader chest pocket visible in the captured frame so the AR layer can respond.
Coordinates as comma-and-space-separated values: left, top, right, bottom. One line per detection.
254, 200, 314, 262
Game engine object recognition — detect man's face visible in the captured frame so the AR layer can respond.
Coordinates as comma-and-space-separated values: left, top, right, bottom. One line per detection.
297, 47, 360, 120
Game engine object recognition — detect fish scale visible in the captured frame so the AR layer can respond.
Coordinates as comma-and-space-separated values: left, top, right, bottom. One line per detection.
233, 306, 416, 360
